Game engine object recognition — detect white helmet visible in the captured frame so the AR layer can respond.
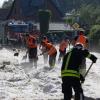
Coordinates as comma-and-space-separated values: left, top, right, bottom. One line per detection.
75, 43, 84, 49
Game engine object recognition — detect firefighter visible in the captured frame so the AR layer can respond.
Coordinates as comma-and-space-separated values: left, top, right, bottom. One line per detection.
25, 34, 38, 68
41, 41, 57, 69
58, 37, 70, 63
61, 43, 97, 100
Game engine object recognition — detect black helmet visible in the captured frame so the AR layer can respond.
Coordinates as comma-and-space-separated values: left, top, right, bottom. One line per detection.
78, 31, 84, 35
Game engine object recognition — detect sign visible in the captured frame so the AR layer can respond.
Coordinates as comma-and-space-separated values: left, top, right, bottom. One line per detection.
72, 23, 80, 29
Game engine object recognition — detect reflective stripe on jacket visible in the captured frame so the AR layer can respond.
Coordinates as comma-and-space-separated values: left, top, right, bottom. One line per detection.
61, 69, 80, 78
61, 50, 80, 78
61, 48, 93, 78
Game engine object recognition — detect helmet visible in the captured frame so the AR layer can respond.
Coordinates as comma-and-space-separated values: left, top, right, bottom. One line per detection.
78, 31, 84, 35
43, 36, 47, 40
75, 43, 84, 49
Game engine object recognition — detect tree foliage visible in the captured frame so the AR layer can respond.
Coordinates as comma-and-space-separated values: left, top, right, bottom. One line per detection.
88, 25, 100, 50
89, 25, 100, 39
78, 5, 100, 28
60, 0, 100, 12
2, 0, 13, 8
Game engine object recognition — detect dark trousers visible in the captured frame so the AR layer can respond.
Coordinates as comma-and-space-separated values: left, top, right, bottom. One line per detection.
79, 58, 86, 76
28, 48, 38, 67
49, 52, 57, 68
62, 76, 84, 100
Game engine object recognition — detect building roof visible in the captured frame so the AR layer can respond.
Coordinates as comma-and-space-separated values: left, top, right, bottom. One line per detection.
6, 0, 64, 21
36, 23, 74, 31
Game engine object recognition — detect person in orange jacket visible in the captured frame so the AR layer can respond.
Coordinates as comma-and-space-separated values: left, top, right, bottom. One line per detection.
39, 36, 50, 64
72, 31, 89, 49
58, 37, 70, 63
25, 34, 38, 68
72, 31, 89, 76
39, 36, 49, 47
41, 41, 57, 69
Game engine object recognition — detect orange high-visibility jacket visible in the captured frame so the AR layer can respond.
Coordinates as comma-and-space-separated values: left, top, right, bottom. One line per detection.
39, 38, 49, 48
59, 40, 68, 52
45, 43, 57, 56
26, 35, 37, 48
76, 35, 87, 47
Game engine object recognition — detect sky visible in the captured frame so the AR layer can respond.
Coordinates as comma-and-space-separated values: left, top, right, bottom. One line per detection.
0, 46, 100, 100
0, 0, 7, 8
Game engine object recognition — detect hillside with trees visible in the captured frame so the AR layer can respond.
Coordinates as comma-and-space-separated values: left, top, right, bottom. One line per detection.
2, 0, 100, 12
61, 0, 100, 12
1, 0, 100, 51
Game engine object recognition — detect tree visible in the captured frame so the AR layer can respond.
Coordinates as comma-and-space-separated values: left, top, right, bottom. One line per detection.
2, 0, 13, 8
89, 25, 100, 40
78, 4, 100, 28
88, 25, 100, 51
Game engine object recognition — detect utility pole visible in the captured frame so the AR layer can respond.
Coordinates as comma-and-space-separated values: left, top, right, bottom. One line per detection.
0, 21, 5, 45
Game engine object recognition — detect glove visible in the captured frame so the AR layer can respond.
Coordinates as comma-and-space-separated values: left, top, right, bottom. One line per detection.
80, 74, 85, 83
91, 55, 97, 63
